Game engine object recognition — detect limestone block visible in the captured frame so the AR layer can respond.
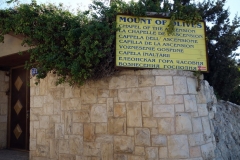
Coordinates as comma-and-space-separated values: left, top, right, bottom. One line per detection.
0, 123, 7, 131
118, 87, 151, 102
0, 103, 7, 115
72, 123, 83, 135
168, 135, 189, 158
53, 100, 61, 115
165, 85, 174, 95
81, 88, 97, 104
192, 117, 203, 133
69, 135, 83, 155
176, 113, 192, 134
145, 147, 158, 159
101, 143, 113, 160
188, 133, 205, 146
152, 69, 177, 76
190, 146, 201, 158
166, 95, 183, 104
150, 128, 158, 135
128, 155, 145, 160
84, 123, 95, 142
83, 142, 101, 156
158, 118, 175, 134
91, 104, 107, 122
33, 96, 44, 107
95, 135, 113, 143
0, 81, 8, 92
87, 78, 109, 89
30, 87, 36, 96
153, 105, 174, 117
173, 76, 188, 94
42, 103, 54, 115
152, 86, 165, 104
36, 145, 49, 157
49, 88, 64, 99
114, 97, 119, 103
114, 136, 134, 153
98, 89, 109, 98
134, 146, 145, 155
201, 116, 212, 142
0, 115, 7, 122
184, 95, 198, 112
197, 104, 208, 116
126, 75, 138, 88
196, 89, 207, 104
95, 123, 107, 134
108, 117, 126, 135
126, 102, 142, 127
59, 154, 75, 160
39, 116, 49, 129
61, 98, 81, 110
73, 110, 90, 122
114, 154, 128, 160
135, 69, 152, 76
107, 98, 114, 117
55, 123, 64, 139
135, 128, 150, 146
187, 77, 198, 94
109, 89, 118, 98
138, 76, 155, 87
37, 129, 47, 145
50, 139, 59, 159
159, 147, 168, 158
156, 76, 172, 85
64, 86, 80, 98
30, 139, 36, 150
98, 98, 107, 104
0, 93, 7, 104
201, 143, 215, 160
175, 104, 185, 112
114, 103, 126, 117
109, 75, 126, 89
127, 128, 134, 136
142, 102, 152, 117
143, 118, 157, 128
152, 135, 167, 146
64, 111, 72, 134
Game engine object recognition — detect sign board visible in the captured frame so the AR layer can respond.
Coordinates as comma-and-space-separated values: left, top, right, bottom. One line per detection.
116, 15, 208, 71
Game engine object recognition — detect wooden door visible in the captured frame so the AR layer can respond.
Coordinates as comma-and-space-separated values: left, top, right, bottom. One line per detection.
9, 66, 30, 150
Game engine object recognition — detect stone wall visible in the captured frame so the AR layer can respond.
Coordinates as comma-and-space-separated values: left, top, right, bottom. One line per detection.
29, 69, 216, 160
0, 71, 9, 149
211, 100, 240, 159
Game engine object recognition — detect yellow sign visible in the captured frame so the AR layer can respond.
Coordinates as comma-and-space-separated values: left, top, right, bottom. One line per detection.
116, 15, 208, 71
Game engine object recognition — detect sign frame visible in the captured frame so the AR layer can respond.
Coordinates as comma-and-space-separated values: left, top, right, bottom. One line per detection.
115, 14, 209, 72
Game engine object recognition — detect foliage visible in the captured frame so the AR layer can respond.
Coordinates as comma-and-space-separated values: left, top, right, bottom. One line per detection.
0, 0, 202, 85
197, 0, 240, 102
229, 85, 240, 105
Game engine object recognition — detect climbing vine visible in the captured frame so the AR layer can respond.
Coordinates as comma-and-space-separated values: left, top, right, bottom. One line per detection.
0, 0, 202, 85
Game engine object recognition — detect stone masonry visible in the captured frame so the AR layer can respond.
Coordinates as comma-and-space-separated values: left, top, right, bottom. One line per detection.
29, 69, 216, 160
0, 71, 9, 149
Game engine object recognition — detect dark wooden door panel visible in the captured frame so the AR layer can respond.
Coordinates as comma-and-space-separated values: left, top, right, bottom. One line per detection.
10, 67, 29, 150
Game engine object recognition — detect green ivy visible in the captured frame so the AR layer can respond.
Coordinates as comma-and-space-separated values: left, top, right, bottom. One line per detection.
0, 0, 202, 85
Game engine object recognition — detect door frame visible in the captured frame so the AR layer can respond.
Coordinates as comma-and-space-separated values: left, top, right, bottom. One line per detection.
7, 65, 30, 150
